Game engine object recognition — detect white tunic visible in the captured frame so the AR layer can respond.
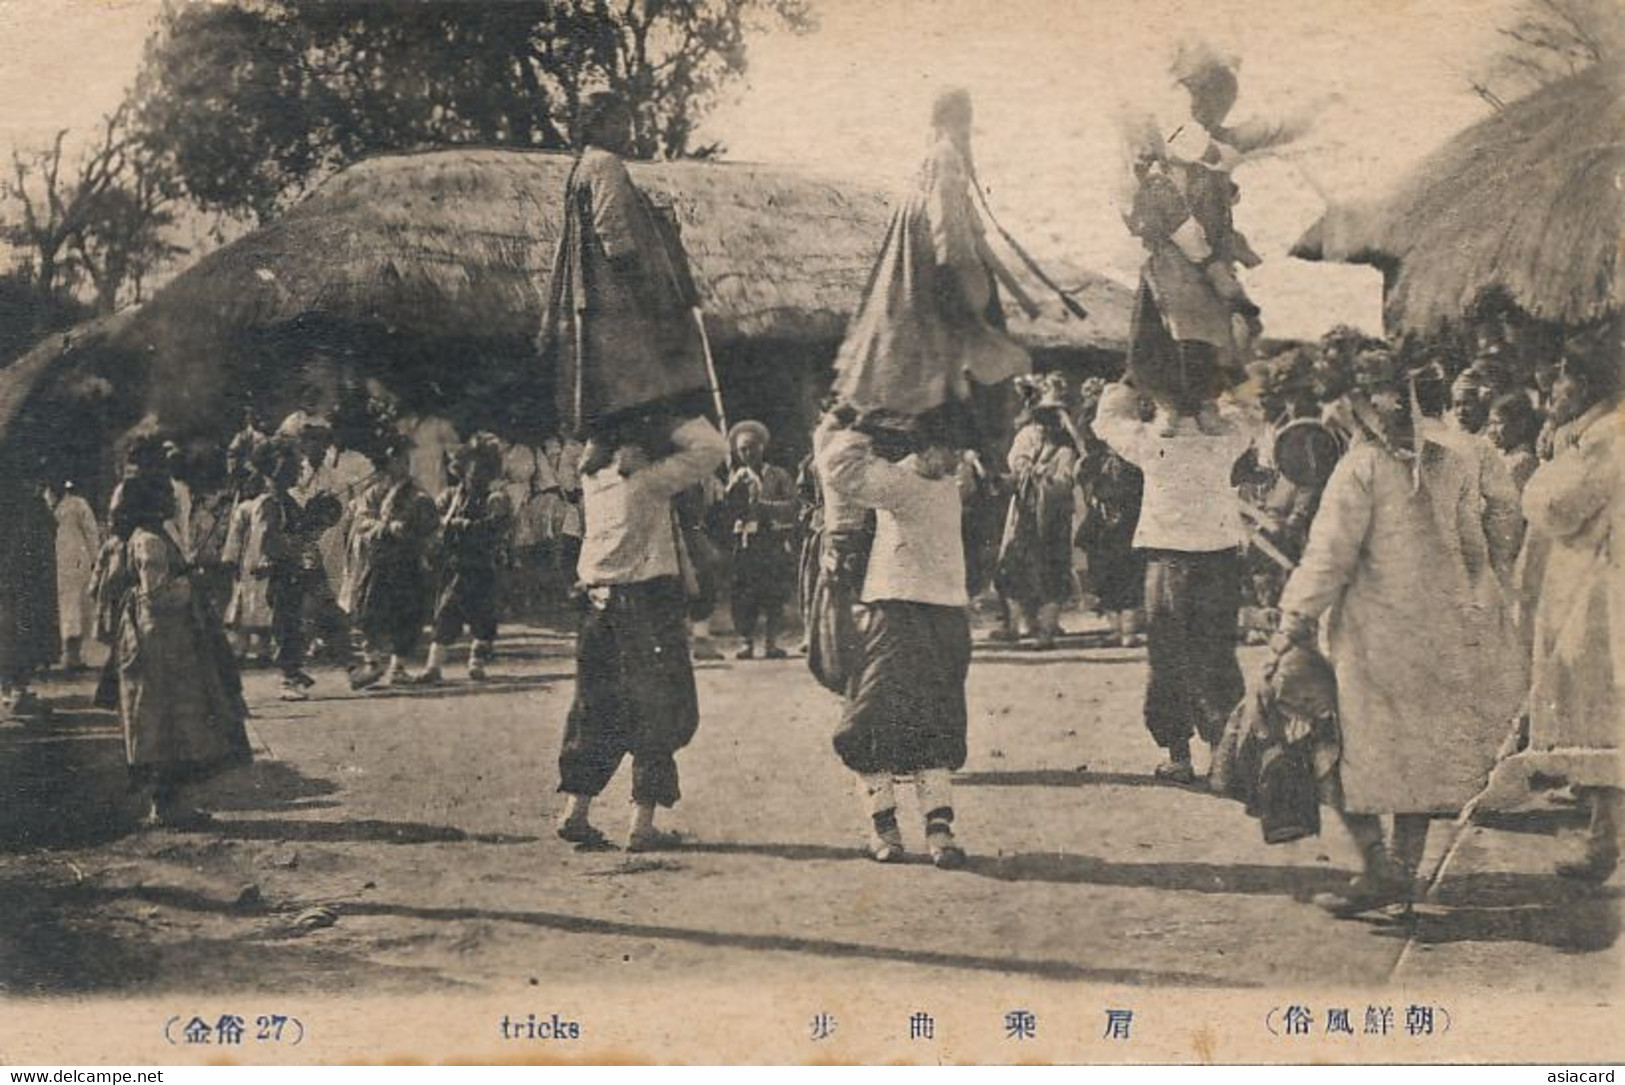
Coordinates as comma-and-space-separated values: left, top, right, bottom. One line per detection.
1092, 381, 1254, 553
815, 427, 966, 608
576, 419, 727, 587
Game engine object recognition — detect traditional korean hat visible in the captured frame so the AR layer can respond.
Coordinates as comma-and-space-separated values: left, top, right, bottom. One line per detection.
727, 419, 771, 449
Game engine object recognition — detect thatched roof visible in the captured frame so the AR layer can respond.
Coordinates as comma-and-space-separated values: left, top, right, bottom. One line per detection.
1291, 63, 1623, 331
0, 310, 138, 445
124, 147, 1130, 356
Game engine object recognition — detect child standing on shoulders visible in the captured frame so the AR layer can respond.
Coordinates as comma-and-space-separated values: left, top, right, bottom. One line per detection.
555, 411, 727, 852
814, 407, 974, 869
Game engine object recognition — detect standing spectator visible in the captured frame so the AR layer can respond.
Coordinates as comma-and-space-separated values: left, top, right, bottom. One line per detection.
1274, 348, 1515, 915
401, 413, 460, 498
1074, 380, 1146, 648
1450, 369, 1493, 436
230, 440, 325, 702
993, 377, 1079, 650
722, 420, 797, 660
1093, 377, 1258, 784
0, 467, 59, 722
555, 412, 727, 852
50, 480, 100, 674
418, 435, 511, 684
816, 409, 974, 869
1414, 366, 1528, 725
342, 436, 440, 690
163, 441, 195, 560
220, 457, 274, 662
1484, 392, 1543, 494
1519, 352, 1621, 882
1419, 363, 1526, 584
226, 408, 268, 493
537, 433, 585, 605
499, 438, 543, 618
95, 471, 250, 828
293, 425, 372, 664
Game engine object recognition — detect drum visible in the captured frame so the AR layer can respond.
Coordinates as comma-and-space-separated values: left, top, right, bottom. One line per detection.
1273, 418, 1344, 490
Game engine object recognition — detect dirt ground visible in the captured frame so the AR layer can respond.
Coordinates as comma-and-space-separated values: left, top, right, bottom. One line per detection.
0, 616, 1618, 1002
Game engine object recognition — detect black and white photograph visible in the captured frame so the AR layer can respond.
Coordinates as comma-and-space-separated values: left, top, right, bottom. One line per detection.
0, 0, 1619, 1067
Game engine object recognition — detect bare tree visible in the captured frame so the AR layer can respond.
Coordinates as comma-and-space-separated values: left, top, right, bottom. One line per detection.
2, 106, 184, 320
1472, 0, 1623, 108
69, 110, 186, 312
3, 129, 82, 305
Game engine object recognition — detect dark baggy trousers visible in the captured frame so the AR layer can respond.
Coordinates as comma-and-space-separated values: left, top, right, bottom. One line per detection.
835, 601, 972, 776
1142, 548, 1245, 756
558, 578, 698, 808
433, 565, 500, 645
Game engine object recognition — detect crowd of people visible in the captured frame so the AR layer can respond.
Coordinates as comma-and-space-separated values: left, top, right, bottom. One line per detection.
0, 66, 1615, 926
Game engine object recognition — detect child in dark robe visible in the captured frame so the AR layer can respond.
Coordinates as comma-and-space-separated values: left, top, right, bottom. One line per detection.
418, 434, 511, 684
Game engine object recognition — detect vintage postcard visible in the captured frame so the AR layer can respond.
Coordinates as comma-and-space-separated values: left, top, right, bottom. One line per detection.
0, 0, 1619, 1067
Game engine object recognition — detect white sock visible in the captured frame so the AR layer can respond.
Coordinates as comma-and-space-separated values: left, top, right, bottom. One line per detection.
855, 772, 896, 818
423, 642, 447, 674
916, 769, 954, 830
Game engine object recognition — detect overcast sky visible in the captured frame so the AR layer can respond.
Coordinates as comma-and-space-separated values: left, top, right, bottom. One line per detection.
0, 0, 1523, 336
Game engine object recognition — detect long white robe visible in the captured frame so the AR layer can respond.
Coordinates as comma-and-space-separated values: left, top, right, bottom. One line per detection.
1279, 440, 1519, 813
54, 492, 100, 641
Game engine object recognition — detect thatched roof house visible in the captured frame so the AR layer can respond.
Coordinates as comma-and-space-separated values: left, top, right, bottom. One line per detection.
0, 148, 1131, 489
1292, 63, 1623, 333
132, 148, 1128, 353
103, 148, 1129, 448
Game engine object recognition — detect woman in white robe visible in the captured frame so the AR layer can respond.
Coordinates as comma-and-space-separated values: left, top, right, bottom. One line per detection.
1273, 349, 1519, 915
52, 482, 101, 671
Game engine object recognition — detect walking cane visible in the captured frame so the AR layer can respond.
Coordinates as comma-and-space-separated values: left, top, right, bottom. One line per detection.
1419, 717, 1527, 900
1420, 532, 1610, 900
1389, 712, 1527, 981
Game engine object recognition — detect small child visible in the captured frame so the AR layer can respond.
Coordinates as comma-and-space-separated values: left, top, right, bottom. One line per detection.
555, 412, 727, 852
418, 434, 511, 683
220, 455, 275, 666
258, 440, 322, 702
343, 438, 440, 690
814, 408, 974, 869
